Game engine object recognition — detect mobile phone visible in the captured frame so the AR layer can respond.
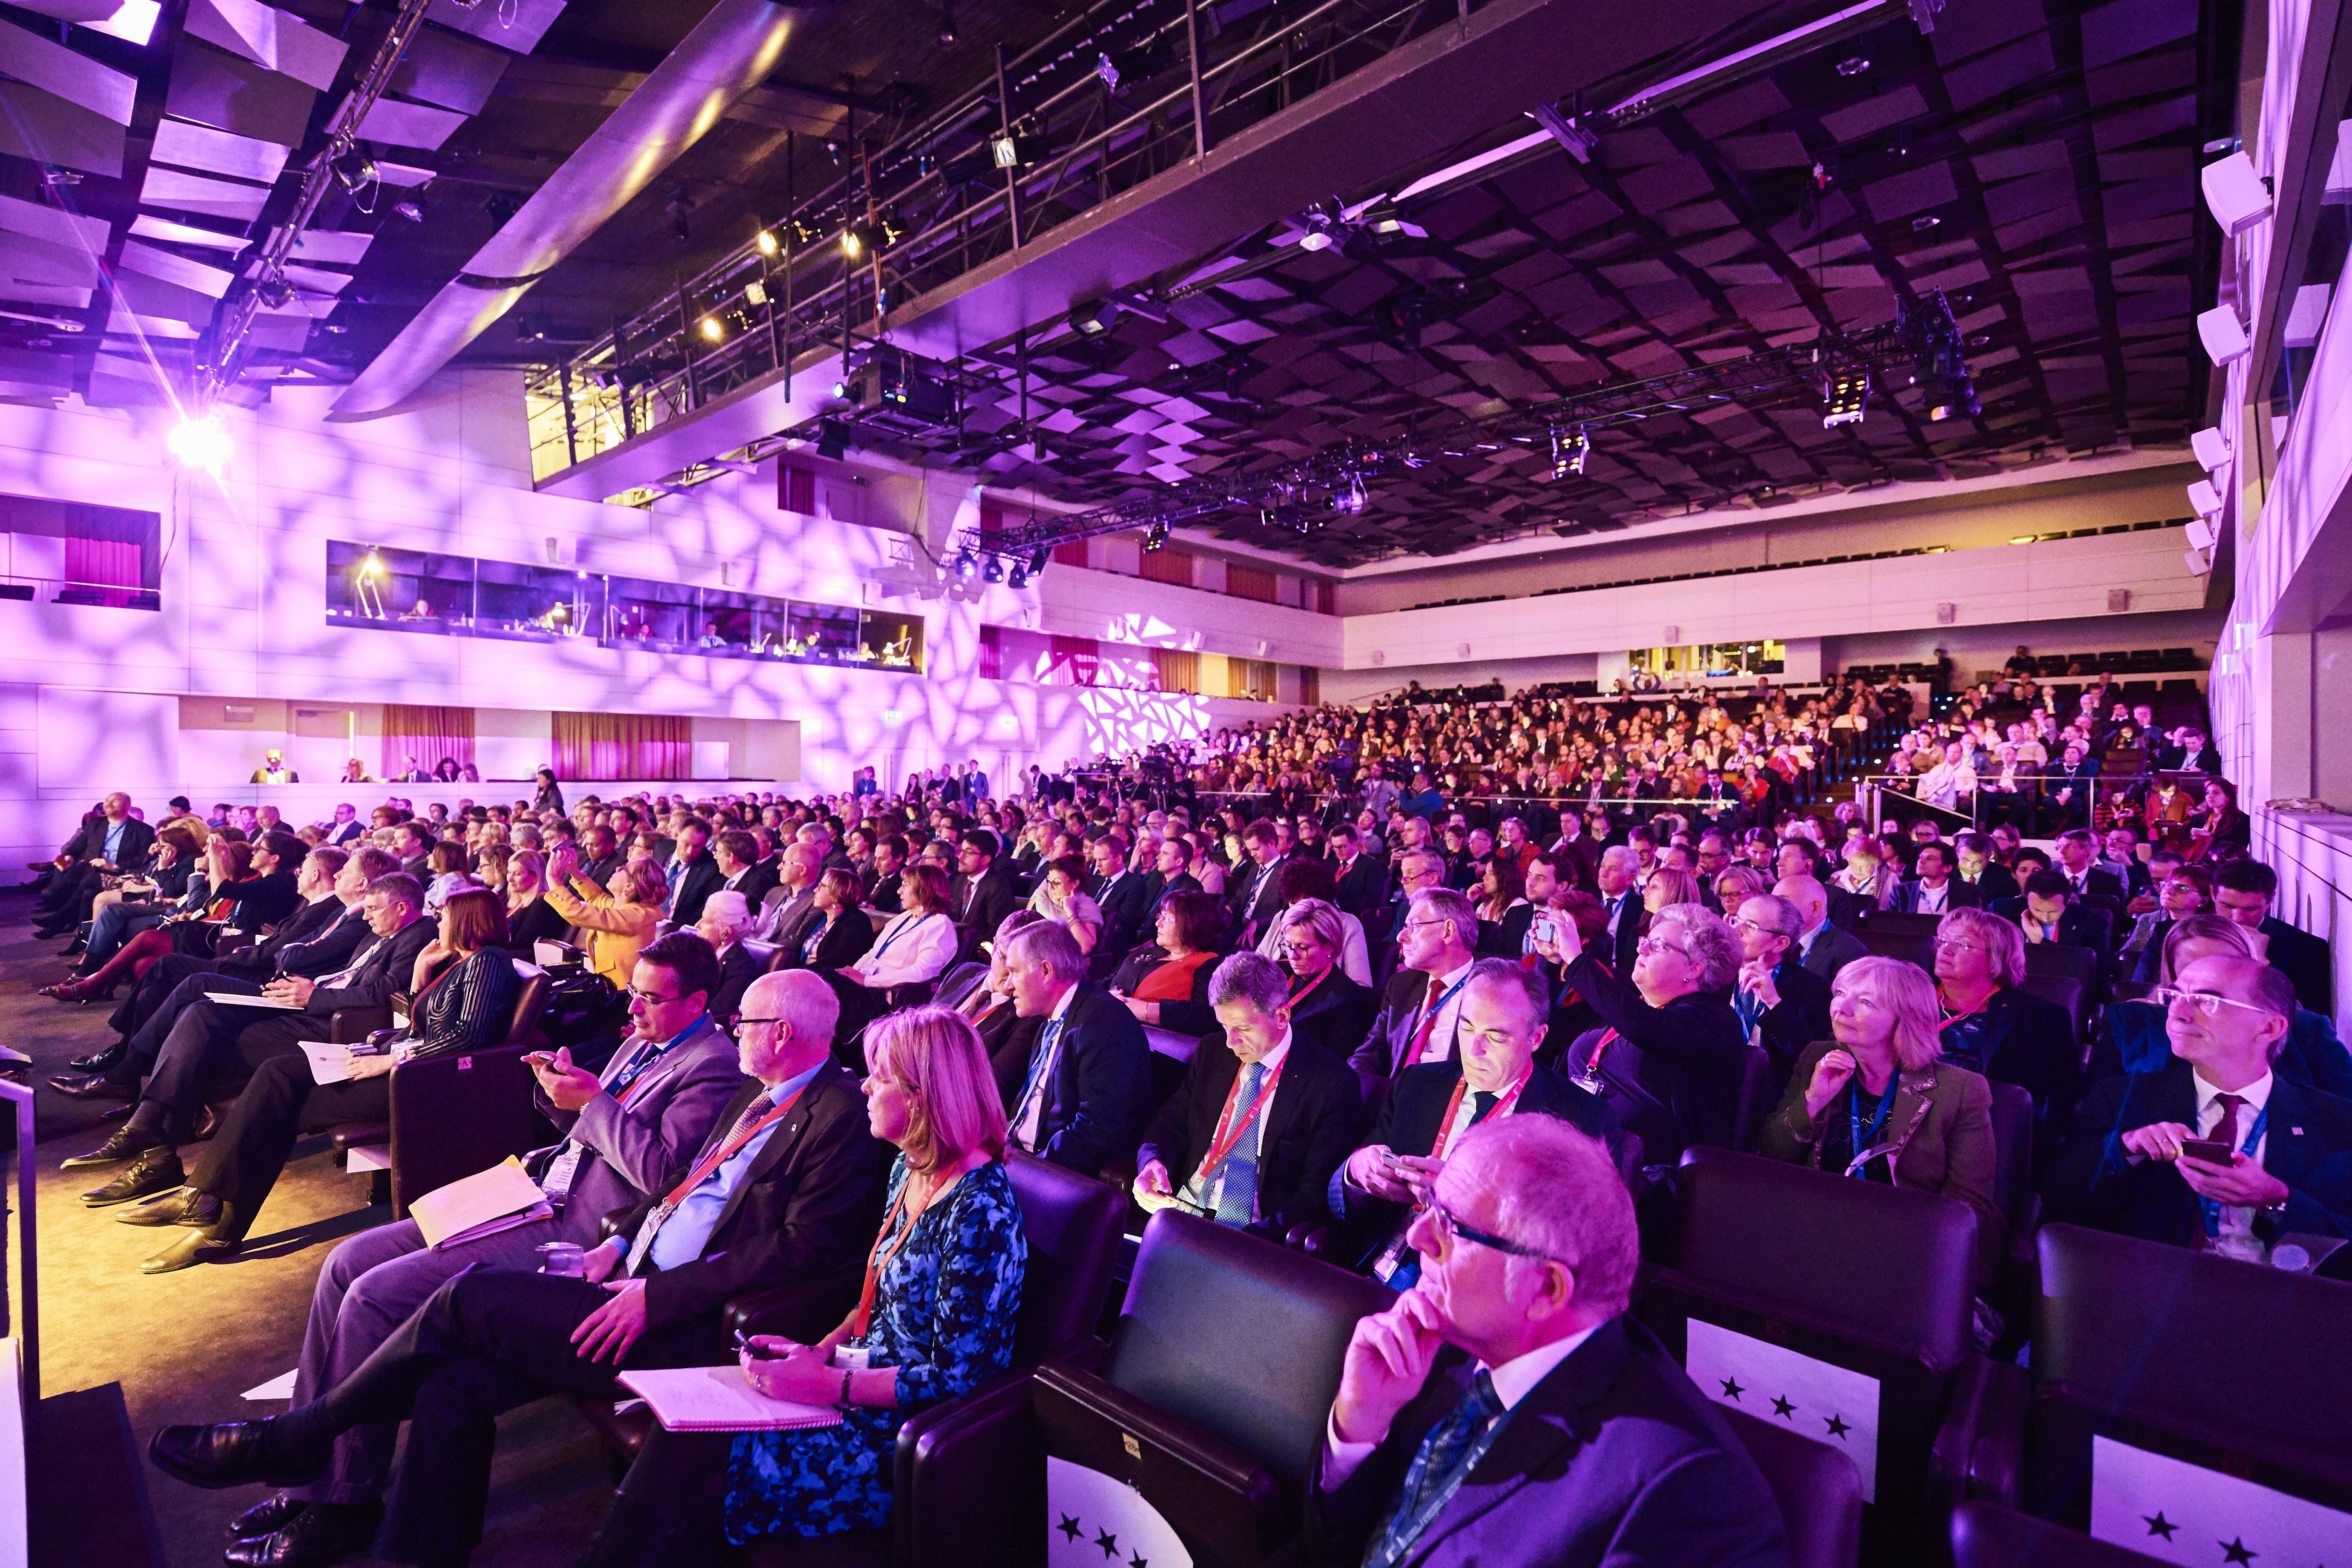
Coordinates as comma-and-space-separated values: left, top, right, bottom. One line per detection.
2176, 1138, 2234, 1164
523, 1050, 557, 1068
1532, 916, 1554, 943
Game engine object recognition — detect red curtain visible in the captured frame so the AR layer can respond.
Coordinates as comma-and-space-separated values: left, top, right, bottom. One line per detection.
380, 705, 477, 778
1048, 635, 1100, 686
65, 537, 141, 606
552, 712, 691, 780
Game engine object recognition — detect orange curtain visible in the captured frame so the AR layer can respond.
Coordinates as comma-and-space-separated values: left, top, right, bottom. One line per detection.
380, 705, 476, 777
1139, 547, 1192, 587
1151, 647, 1200, 693
551, 712, 691, 780
1226, 564, 1278, 603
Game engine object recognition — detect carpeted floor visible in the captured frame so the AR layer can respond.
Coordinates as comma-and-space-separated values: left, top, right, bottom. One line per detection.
0, 889, 614, 1568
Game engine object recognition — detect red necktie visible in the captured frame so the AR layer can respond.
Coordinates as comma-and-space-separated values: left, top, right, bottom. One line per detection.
2212, 1092, 2244, 1152
1401, 973, 1444, 1076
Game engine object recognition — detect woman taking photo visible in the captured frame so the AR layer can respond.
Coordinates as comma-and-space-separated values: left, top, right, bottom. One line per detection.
828, 863, 959, 1046
579, 1004, 1025, 1563
1759, 956, 2005, 1293
1269, 899, 1377, 1057
786, 869, 873, 973
1026, 855, 1103, 956
546, 853, 667, 987
1109, 890, 1226, 1035
1928, 905, 2077, 1118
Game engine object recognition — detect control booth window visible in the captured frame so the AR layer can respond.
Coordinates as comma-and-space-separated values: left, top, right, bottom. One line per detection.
1627, 640, 1785, 678
328, 543, 475, 629
476, 560, 602, 641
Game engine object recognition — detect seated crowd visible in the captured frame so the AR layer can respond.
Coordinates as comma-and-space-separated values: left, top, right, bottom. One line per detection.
14, 740, 2343, 1568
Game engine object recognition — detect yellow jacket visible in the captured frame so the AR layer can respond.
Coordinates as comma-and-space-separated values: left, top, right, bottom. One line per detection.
546, 873, 659, 987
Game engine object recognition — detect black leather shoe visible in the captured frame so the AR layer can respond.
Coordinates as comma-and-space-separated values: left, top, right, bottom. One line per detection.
141, 1218, 241, 1273
78, 1147, 184, 1207
49, 1071, 137, 1101
61, 1124, 167, 1170
116, 1187, 216, 1227
221, 1500, 380, 1567
61, 938, 86, 957
227, 1493, 306, 1541
148, 1419, 320, 1490
68, 1041, 127, 1073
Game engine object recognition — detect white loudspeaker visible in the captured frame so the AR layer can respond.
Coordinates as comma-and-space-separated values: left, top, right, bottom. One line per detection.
1371, 650, 1386, 666
2190, 426, 2231, 470
1663, 624, 1680, 642
1456, 642, 1471, 658
2187, 480, 2223, 518
2200, 151, 2272, 237
2184, 548, 2212, 577
1936, 603, 1957, 625
2198, 305, 2250, 365
1255, 639, 1270, 655
722, 561, 751, 588
2108, 588, 2132, 612
2185, 517, 2217, 551
543, 536, 574, 566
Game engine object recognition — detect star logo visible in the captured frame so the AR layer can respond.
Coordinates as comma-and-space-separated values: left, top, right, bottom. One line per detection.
1096, 1528, 1120, 1559
1771, 1396, 1795, 1419
2142, 1512, 2177, 1541
1057, 1514, 1083, 1543
2220, 1538, 2257, 1565
1719, 1377, 1745, 1401
1129, 1555, 1150, 1568
1823, 1413, 1851, 1440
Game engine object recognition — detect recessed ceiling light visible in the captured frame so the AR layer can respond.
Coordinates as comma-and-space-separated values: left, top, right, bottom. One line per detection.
1912, 214, 1940, 231
1836, 56, 1870, 76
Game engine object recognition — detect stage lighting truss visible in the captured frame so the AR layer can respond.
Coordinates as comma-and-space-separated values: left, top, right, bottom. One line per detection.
1550, 425, 1590, 478
1821, 366, 1871, 428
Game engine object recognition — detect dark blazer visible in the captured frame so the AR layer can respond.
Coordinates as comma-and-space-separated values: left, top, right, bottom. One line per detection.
504, 895, 571, 957
1012, 982, 1155, 1174
1088, 869, 1152, 956
1990, 898, 2110, 958
1306, 1317, 1788, 1568
306, 914, 441, 1017
1596, 891, 1645, 975
1137, 1034, 1361, 1232
724, 861, 779, 914
1797, 922, 1870, 984
582, 852, 626, 890
219, 871, 303, 933
223, 897, 366, 981
1230, 854, 1292, 939
609, 1060, 890, 1331
776, 911, 871, 974
954, 867, 1022, 961
1957, 864, 2022, 905
1108, 946, 1219, 1036
1749, 956, 1831, 1080
2044, 1062, 2352, 1246
708, 941, 764, 1026
1288, 969, 1380, 1061
1884, 879, 1983, 915
1561, 952, 1747, 1162
1350, 965, 1459, 1082
1478, 902, 1536, 961
1331, 854, 1386, 920
2057, 865, 2128, 904
667, 856, 725, 927
2261, 916, 2334, 1016
1938, 983, 2078, 1123
61, 815, 156, 868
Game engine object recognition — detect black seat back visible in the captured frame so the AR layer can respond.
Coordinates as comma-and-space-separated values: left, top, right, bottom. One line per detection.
1731, 1044, 1772, 1152
1859, 911, 1943, 939
1860, 931, 1936, 973
1986, 1081, 2035, 1229
2023, 942, 2099, 991
1720, 1404, 1862, 1568
1950, 1502, 2171, 1568
1003, 1151, 1127, 1364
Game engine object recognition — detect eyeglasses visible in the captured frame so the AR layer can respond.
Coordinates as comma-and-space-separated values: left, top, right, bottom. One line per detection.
2150, 985, 2281, 1021
1401, 918, 1450, 932
626, 986, 684, 1006
1423, 1196, 1563, 1264
1636, 936, 1690, 959
735, 1016, 787, 1028
1932, 938, 1986, 955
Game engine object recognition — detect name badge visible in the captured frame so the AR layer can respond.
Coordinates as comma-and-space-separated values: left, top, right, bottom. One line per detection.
832, 1345, 871, 1372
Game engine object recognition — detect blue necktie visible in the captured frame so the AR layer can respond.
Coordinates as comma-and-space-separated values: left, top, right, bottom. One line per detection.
1014, 1017, 1063, 1140
1734, 983, 1763, 1033
1212, 1061, 1266, 1226
1365, 1370, 1503, 1568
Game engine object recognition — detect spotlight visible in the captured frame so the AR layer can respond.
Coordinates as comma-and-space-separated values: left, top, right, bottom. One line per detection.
825, 140, 844, 166
1821, 367, 1870, 427
1068, 298, 1120, 338
1835, 55, 1870, 75
745, 279, 769, 306
982, 556, 1005, 584
990, 131, 1043, 169
393, 199, 424, 222
328, 149, 377, 195
1297, 212, 1335, 252
841, 224, 873, 260
954, 550, 978, 580
699, 316, 724, 342
1008, 561, 1028, 589
1143, 521, 1169, 551
937, 6, 956, 43
1331, 473, 1367, 514
1550, 425, 1590, 478
1028, 547, 1049, 575
255, 271, 296, 310
167, 411, 231, 472
756, 227, 779, 256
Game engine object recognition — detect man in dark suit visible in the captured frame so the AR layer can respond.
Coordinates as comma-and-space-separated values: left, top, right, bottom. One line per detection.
711, 830, 777, 916
1352, 888, 1482, 1083
2040, 743, 2100, 835
1996, 872, 2111, 958
1135, 952, 1360, 1235
579, 824, 625, 890
1307, 1115, 1787, 1568
1330, 960, 1617, 1284
661, 819, 725, 928
1139, 833, 1204, 926
1883, 842, 1983, 915
146, 970, 891, 1568
1952, 832, 2021, 905
1728, 893, 1831, 1091
1229, 819, 1289, 947
2214, 859, 2335, 1015
1592, 847, 1646, 976
1086, 835, 1150, 968
2052, 830, 2127, 903
2046, 956, 2352, 1248
951, 828, 1021, 964
62, 871, 441, 1207
391, 821, 433, 879
31, 790, 158, 935
1775, 875, 1869, 985
1000, 920, 1154, 1172
1328, 824, 1387, 921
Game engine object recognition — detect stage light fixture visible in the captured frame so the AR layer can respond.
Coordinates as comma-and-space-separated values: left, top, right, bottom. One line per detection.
1550, 425, 1590, 478
1821, 367, 1870, 427
745, 280, 769, 306
990, 131, 1043, 169
699, 316, 724, 342
1143, 520, 1169, 551
1007, 560, 1028, 589
1298, 213, 1335, 252
1330, 473, 1368, 514
392, 199, 424, 222
328, 149, 377, 195
1027, 547, 1049, 575
167, 412, 231, 473
756, 227, 779, 256
1068, 298, 1120, 338
983, 556, 1005, 584
954, 550, 978, 580
841, 224, 872, 260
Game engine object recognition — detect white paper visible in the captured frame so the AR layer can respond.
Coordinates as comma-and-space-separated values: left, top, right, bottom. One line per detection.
300, 1039, 350, 1085
408, 1158, 546, 1249
615, 1365, 844, 1433
242, 1369, 297, 1400
1683, 1319, 1880, 1501
207, 990, 299, 1009
2091, 1435, 2352, 1567
1047, 1456, 1193, 1568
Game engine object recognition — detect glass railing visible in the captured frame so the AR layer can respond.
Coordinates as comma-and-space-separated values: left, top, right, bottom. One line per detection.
0, 573, 159, 610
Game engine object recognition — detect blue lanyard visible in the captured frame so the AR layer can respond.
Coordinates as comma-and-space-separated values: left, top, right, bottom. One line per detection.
1847, 1077, 1899, 1177
1420, 974, 1470, 1037
2199, 1100, 2272, 1236
872, 911, 939, 962
801, 917, 829, 962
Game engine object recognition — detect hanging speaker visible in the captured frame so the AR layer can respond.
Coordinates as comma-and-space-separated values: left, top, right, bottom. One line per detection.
2197, 306, 2250, 365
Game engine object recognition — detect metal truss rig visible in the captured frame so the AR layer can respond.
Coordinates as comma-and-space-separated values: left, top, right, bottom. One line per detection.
953, 289, 1979, 569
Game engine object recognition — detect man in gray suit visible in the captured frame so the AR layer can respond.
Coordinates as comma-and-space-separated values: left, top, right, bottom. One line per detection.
221, 931, 747, 1565
1775, 874, 1869, 984
1308, 1114, 1786, 1568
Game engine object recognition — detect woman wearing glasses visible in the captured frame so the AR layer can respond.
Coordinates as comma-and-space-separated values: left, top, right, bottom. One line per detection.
1269, 899, 1377, 1057
1928, 906, 2078, 1122
1759, 956, 2005, 1293
1025, 854, 1103, 957
2094, 914, 2352, 1093
2121, 864, 2214, 985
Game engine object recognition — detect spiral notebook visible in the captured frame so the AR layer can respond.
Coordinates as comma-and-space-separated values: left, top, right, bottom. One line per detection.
615, 1365, 845, 1433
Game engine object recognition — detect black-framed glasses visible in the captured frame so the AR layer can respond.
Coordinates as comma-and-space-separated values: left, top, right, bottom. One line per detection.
1423, 1196, 1562, 1264
735, 1016, 788, 1028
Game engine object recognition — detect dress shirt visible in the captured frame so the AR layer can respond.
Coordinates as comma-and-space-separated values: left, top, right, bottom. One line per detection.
540, 1015, 706, 1200
1913, 880, 1951, 913
1013, 982, 1081, 1151
1180, 1034, 1291, 1215
1796, 919, 1831, 963
1324, 1324, 1602, 1488
1602, 892, 1633, 941
1411, 961, 1477, 1068
2194, 1069, 2274, 1242
640, 1059, 827, 1273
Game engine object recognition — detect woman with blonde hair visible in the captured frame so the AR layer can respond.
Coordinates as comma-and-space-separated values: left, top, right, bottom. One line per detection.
1641, 865, 1702, 916
501, 847, 571, 954
1712, 863, 1768, 912
1760, 955, 2005, 1288
545, 854, 666, 986
1832, 834, 1896, 911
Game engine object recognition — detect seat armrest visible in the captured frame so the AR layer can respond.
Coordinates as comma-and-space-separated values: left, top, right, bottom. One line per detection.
893, 1366, 1041, 1568
721, 1264, 865, 1342
330, 1121, 391, 1153
1931, 1354, 2028, 1512
329, 1006, 395, 1044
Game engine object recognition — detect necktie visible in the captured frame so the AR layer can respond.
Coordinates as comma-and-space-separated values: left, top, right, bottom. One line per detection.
1733, 985, 1763, 1033
1014, 1017, 1063, 1149
1465, 1090, 1498, 1128
2212, 1092, 2244, 1152
1366, 1371, 1504, 1568
1211, 1061, 1267, 1226
1403, 974, 1445, 1074
626, 1092, 778, 1273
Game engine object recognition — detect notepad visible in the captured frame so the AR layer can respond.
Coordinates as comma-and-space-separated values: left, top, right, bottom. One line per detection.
616, 1365, 845, 1433
300, 1039, 352, 1085
409, 1158, 552, 1249
207, 991, 300, 1009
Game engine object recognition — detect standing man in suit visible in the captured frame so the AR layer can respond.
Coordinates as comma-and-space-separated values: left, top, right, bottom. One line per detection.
1884, 843, 1982, 915
1135, 952, 1361, 1235
1774, 876, 1868, 985
148, 970, 891, 1568
2213, 859, 2335, 1015
1728, 893, 1832, 1091
1086, 835, 1149, 964
1952, 832, 2020, 905
662, 819, 724, 928
2045, 956, 2352, 1248
1000, 921, 1154, 1173
952, 829, 1021, 964
2051, 830, 2126, 903
1230, 819, 1289, 947
1352, 888, 1482, 1083
1308, 1116, 1787, 1568
215, 931, 750, 1564
1329, 824, 1387, 921
1592, 847, 1645, 976
1330, 960, 1618, 1285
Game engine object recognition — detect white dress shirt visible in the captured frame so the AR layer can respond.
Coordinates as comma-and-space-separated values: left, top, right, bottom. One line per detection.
2194, 1069, 2274, 1241
1013, 982, 1082, 1151
1912, 879, 1951, 913
1411, 960, 1477, 1068
852, 909, 958, 989
1324, 1323, 1602, 1488
1181, 1034, 1291, 1215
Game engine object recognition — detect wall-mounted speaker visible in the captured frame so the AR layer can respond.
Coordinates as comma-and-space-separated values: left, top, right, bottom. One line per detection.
2107, 588, 2133, 612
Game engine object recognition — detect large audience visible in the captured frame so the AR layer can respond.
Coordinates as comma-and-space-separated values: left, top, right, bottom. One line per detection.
13, 663, 2342, 1568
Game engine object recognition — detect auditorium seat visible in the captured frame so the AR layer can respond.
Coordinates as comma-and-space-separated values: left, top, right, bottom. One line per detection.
1856, 911, 1942, 939
1719, 1404, 1864, 1568
1731, 1042, 1772, 1152
1859, 930, 1936, 972
2016, 972, 2090, 1045
1950, 1501, 2170, 1567
1641, 1148, 2014, 1559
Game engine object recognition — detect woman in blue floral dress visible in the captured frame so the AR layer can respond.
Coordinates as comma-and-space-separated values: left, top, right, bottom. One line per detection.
583, 1004, 1026, 1564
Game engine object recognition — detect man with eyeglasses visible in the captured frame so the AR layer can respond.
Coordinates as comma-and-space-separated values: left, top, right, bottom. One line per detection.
1885, 843, 1981, 915
207, 931, 750, 1564
1308, 1115, 1786, 1568
2046, 955, 2352, 1252
1354, 888, 1482, 1083
1728, 894, 1831, 1090
2212, 859, 2334, 1015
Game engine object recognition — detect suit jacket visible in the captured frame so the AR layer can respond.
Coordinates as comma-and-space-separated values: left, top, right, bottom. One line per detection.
667, 856, 725, 927
545, 1014, 747, 1233
223, 897, 367, 982
1231, 855, 1289, 939
1884, 879, 1983, 915
306, 915, 440, 1018
326, 820, 365, 846
1956, 864, 2022, 905
1990, 899, 2110, 959
2057, 866, 2127, 904
1596, 891, 1645, 975
1797, 922, 1870, 984
954, 868, 1022, 960
724, 862, 779, 915
1350, 966, 1460, 1082
611, 1060, 892, 1331
1331, 854, 1387, 920
1289, 969, 1381, 1061
1013, 982, 1155, 1174
2044, 1062, 2352, 1246
758, 883, 818, 947
709, 942, 764, 1026
1088, 869, 1152, 957
1477, 903, 1536, 961
1137, 1034, 1361, 1231
777, 911, 871, 974
1561, 953, 1747, 1162
2261, 916, 2334, 1016
1141, 869, 1204, 922
1749, 956, 1831, 1080
1306, 1316, 1789, 1568
62, 816, 156, 869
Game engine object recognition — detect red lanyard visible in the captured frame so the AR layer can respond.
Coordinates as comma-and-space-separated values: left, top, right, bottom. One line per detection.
658, 1086, 805, 1209
1288, 964, 1335, 1008
851, 1165, 959, 1338
1433, 1063, 1532, 1161
1193, 1052, 1289, 1185
1584, 1026, 1621, 1077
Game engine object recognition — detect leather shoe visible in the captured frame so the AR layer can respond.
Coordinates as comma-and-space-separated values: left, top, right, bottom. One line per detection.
61, 938, 86, 957
117, 1188, 219, 1228
62, 1124, 167, 1171
49, 1071, 137, 1101
148, 1419, 319, 1490
141, 1226, 240, 1273
221, 1500, 380, 1566
78, 1147, 184, 1208
69, 1041, 127, 1073
227, 1494, 306, 1541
